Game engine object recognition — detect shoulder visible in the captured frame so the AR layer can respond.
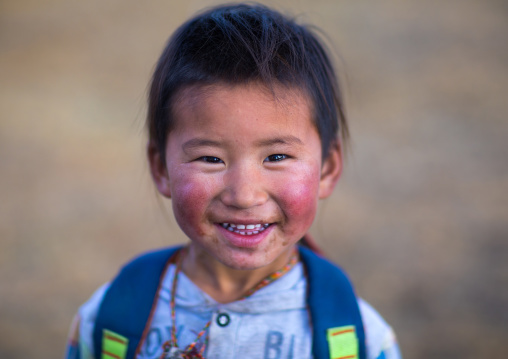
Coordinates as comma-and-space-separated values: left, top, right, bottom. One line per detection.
299, 247, 401, 359
80, 283, 111, 357
358, 298, 402, 359
79, 283, 110, 339
64, 283, 110, 359
67, 247, 181, 359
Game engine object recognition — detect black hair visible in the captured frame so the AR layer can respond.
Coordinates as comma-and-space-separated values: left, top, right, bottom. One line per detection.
147, 3, 348, 163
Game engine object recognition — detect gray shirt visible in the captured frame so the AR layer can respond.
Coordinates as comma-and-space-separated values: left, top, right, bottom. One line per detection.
76, 262, 401, 359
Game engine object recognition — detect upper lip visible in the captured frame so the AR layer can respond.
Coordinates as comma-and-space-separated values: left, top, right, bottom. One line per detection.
216, 220, 272, 225
214, 217, 274, 224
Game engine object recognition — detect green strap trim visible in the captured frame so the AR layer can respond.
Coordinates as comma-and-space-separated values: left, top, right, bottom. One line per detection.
327, 325, 358, 359
102, 329, 128, 359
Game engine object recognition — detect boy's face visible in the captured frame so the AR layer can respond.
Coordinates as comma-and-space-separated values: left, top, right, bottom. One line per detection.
150, 83, 341, 271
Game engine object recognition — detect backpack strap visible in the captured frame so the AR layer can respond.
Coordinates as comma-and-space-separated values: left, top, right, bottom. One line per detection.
299, 246, 366, 359
93, 245, 365, 359
93, 246, 181, 359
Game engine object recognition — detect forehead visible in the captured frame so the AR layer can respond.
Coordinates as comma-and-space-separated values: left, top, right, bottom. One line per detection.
171, 82, 315, 132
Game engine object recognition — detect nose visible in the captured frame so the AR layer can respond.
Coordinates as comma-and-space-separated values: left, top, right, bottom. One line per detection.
220, 164, 268, 209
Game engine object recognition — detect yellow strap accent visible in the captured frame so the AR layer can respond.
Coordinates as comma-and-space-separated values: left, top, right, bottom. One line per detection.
102, 329, 128, 359
327, 325, 358, 359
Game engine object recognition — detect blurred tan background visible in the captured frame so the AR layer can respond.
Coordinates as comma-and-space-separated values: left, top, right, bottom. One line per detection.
1, 0, 507, 358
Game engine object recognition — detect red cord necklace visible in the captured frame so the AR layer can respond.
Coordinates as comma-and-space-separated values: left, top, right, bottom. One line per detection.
160, 246, 299, 359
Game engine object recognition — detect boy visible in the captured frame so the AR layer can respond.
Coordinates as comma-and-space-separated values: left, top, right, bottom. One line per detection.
66, 4, 401, 359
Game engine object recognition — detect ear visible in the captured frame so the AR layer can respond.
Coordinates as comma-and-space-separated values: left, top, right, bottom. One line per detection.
147, 141, 172, 198
318, 141, 343, 199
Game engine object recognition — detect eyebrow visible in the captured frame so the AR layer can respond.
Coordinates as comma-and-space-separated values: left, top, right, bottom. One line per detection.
254, 136, 303, 147
182, 138, 222, 151
182, 135, 303, 151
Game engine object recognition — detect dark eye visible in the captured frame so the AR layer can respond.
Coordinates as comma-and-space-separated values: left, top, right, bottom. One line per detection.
264, 154, 287, 162
197, 156, 223, 163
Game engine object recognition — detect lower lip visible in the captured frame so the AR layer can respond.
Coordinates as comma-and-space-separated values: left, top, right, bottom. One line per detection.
216, 224, 274, 248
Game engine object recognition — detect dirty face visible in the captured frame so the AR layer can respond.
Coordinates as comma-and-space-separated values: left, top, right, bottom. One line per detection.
150, 83, 341, 271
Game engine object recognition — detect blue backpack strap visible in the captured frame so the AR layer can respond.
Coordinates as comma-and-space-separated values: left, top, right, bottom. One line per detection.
93, 246, 182, 359
93, 245, 365, 359
299, 246, 366, 359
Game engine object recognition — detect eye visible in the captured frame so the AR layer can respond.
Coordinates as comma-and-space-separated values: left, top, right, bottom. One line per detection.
264, 154, 288, 162
197, 156, 223, 164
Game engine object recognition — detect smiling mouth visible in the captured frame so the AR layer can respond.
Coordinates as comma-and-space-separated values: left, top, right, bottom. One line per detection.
220, 223, 271, 235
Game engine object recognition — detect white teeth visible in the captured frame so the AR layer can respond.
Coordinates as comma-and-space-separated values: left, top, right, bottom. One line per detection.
220, 222, 272, 236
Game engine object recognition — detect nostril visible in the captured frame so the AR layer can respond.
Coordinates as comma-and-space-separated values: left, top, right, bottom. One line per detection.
221, 167, 269, 208
220, 186, 268, 209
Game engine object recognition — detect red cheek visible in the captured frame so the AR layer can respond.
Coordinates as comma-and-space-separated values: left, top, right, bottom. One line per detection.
277, 170, 319, 231
171, 179, 212, 237
282, 184, 316, 215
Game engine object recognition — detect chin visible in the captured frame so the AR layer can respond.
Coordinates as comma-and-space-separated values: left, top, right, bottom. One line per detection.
219, 254, 268, 271
220, 247, 287, 271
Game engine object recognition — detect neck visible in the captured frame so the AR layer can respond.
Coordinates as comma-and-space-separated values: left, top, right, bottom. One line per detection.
181, 244, 297, 303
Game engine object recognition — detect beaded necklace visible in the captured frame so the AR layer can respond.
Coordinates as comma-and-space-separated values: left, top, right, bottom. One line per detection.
160, 246, 299, 359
